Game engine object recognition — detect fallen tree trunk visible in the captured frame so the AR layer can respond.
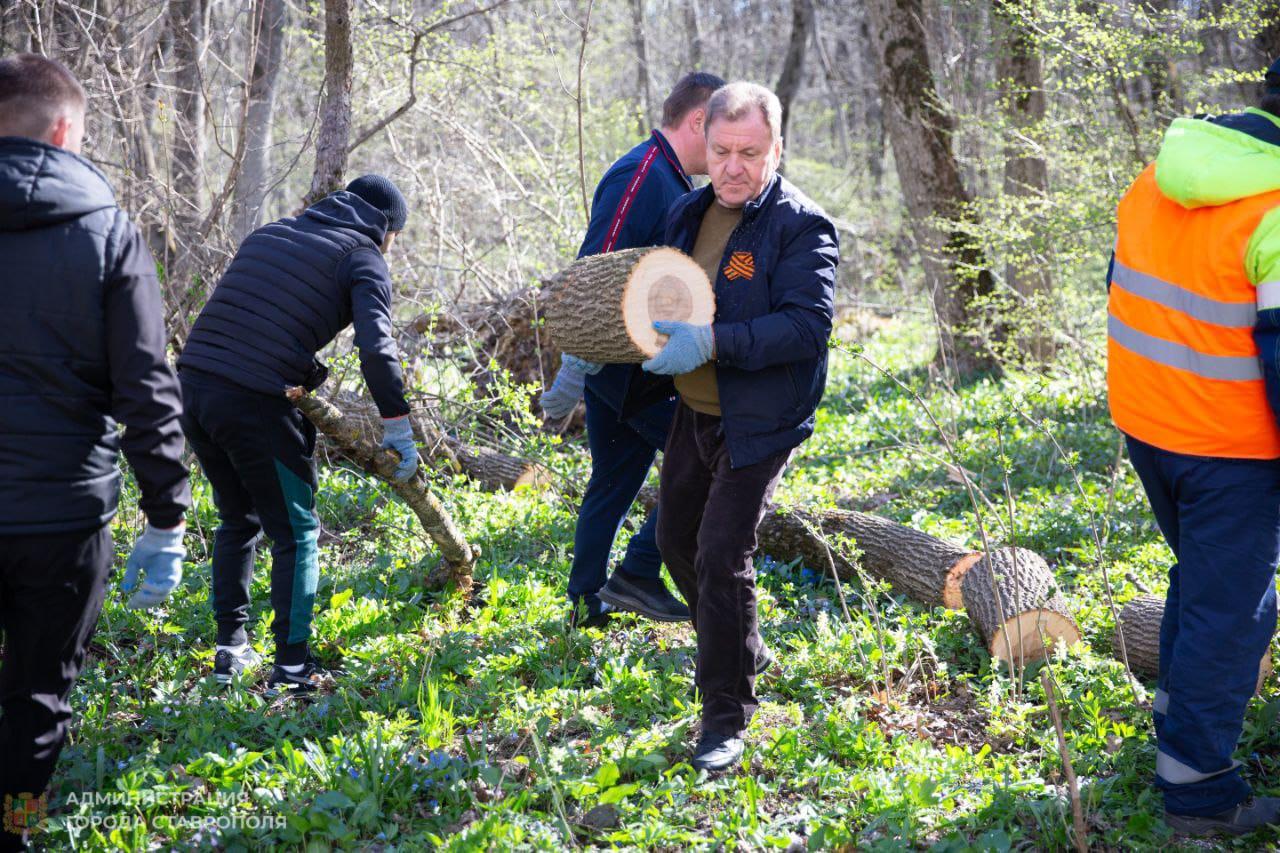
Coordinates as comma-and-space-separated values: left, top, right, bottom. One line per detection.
1114, 594, 1273, 692
287, 388, 477, 590
637, 487, 1080, 665
318, 391, 550, 492
542, 247, 715, 363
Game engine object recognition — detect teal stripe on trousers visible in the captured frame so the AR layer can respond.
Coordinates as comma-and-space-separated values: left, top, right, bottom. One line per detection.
274, 459, 319, 645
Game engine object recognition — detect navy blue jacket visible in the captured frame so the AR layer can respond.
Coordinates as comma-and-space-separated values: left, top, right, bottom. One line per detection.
630, 175, 839, 468
0, 137, 190, 533
180, 192, 410, 418
578, 130, 691, 440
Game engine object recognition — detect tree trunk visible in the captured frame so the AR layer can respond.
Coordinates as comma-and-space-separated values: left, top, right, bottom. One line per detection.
635, 487, 1081, 666
993, 0, 1054, 360
286, 388, 477, 590
305, 0, 355, 207
865, 0, 999, 377
542, 247, 716, 363
231, 0, 288, 243
775, 0, 814, 145
1258, 1, 1280, 64
630, 0, 654, 135
168, 0, 208, 292
686, 0, 704, 68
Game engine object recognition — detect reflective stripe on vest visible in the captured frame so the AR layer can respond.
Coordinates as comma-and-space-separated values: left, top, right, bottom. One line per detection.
1107, 164, 1280, 459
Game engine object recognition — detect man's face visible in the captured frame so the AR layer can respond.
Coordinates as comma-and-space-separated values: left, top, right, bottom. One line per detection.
706, 110, 781, 208
681, 108, 709, 175
48, 108, 85, 154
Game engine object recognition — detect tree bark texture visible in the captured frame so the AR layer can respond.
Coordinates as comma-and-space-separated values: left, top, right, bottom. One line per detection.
865, 0, 999, 376
231, 0, 288, 243
168, 0, 208, 289
305, 0, 355, 207
541, 247, 715, 363
630, 0, 654, 135
286, 388, 477, 590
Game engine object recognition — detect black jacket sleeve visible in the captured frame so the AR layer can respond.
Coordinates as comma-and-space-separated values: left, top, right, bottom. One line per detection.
343, 247, 411, 418
105, 218, 191, 528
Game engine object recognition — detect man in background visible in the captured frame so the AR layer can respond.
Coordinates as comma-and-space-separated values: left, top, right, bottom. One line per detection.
540, 72, 724, 628
0, 54, 190, 851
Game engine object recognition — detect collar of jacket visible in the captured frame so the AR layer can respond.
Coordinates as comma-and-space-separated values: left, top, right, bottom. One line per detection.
650, 129, 693, 192
680, 172, 782, 228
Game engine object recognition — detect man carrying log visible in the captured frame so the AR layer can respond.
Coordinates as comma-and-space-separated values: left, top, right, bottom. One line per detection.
633, 82, 839, 771
0, 55, 191, 852
178, 176, 418, 694
540, 72, 724, 628
1107, 58, 1280, 835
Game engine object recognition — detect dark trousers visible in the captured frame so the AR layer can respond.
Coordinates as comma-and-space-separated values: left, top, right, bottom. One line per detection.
0, 525, 112, 850
179, 370, 320, 666
566, 387, 668, 600
656, 403, 789, 737
1127, 436, 1280, 816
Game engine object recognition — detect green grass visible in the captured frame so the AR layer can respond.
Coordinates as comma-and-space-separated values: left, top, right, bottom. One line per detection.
41, 315, 1280, 850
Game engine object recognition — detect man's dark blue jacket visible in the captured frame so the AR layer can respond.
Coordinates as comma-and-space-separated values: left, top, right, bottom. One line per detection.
180, 191, 410, 418
628, 174, 839, 468
0, 137, 190, 534
577, 130, 691, 441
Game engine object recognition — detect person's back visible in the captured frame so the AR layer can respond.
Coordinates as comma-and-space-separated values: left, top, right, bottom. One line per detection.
180, 190, 404, 416
0, 53, 189, 851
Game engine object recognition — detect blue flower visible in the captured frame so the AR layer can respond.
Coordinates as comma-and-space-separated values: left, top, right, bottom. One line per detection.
348, 766, 360, 779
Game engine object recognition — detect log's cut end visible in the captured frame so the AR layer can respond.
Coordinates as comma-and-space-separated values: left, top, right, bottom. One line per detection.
621, 248, 715, 357
1115, 593, 1273, 694
988, 609, 1083, 667
960, 547, 1083, 667
942, 552, 984, 610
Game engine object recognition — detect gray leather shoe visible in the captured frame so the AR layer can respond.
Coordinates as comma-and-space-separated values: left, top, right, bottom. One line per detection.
692, 732, 744, 772
598, 570, 690, 622
1165, 797, 1280, 836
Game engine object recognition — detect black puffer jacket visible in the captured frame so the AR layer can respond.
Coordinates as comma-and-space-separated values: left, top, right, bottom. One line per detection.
179, 192, 410, 418
0, 136, 190, 534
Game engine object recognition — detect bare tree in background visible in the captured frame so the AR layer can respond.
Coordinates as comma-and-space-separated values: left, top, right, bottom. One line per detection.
305, 0, 355, 206
168, 0, 209, 291
1258, 1, 1280, 61
685, 0, 704, 68
231, 0, 288, 243
866, 0, 998, 376
994, 0, 1053, 359
631, 0, 654, 133
775, 0, 813, 145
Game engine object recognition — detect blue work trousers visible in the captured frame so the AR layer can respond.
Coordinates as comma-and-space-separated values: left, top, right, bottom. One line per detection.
566, 386, 672, 600
1127, 435, 1280, 816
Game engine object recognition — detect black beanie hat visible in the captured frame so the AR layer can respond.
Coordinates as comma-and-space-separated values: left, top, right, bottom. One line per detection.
345, 174, 408, 232
1268, 57, 1280, 95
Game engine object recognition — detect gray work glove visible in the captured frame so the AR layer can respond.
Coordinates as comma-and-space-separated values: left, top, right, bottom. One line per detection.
540, 354, 603, 419
381, 416, 419, 482
121, 524, 186, 610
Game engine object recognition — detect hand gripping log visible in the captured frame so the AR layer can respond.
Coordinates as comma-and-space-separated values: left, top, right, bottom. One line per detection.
286, 387, 478, 590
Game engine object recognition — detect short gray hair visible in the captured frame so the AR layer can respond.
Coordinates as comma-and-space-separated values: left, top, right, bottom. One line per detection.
705, 82, 782, 141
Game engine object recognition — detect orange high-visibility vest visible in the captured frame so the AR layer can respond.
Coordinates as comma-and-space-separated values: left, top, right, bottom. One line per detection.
1108, 164, 1280, 459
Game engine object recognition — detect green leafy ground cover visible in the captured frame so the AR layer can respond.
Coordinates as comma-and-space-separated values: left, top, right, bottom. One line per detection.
45, 317, 1280, 851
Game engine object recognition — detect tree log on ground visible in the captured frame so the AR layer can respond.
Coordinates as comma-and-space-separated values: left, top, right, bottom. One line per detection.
317, 391, 550, 492
1114, 594, 1273, 693
286, 388, 477, 590
542, 247, 715, 363
637, 487, 1080, 665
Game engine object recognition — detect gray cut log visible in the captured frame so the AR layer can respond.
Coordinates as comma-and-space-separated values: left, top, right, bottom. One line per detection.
541, 247, 714, 364
960, 548, 1081, 666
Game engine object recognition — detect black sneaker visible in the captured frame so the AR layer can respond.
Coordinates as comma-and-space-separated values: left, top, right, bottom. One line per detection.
597, 570, 690, 622
265, 659, 335, 696
569, 594, 613, 630
692, 732, 744, 772
756, 644, 775, 677
213, 646, 262, 685
1165, 797, 1280, 836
